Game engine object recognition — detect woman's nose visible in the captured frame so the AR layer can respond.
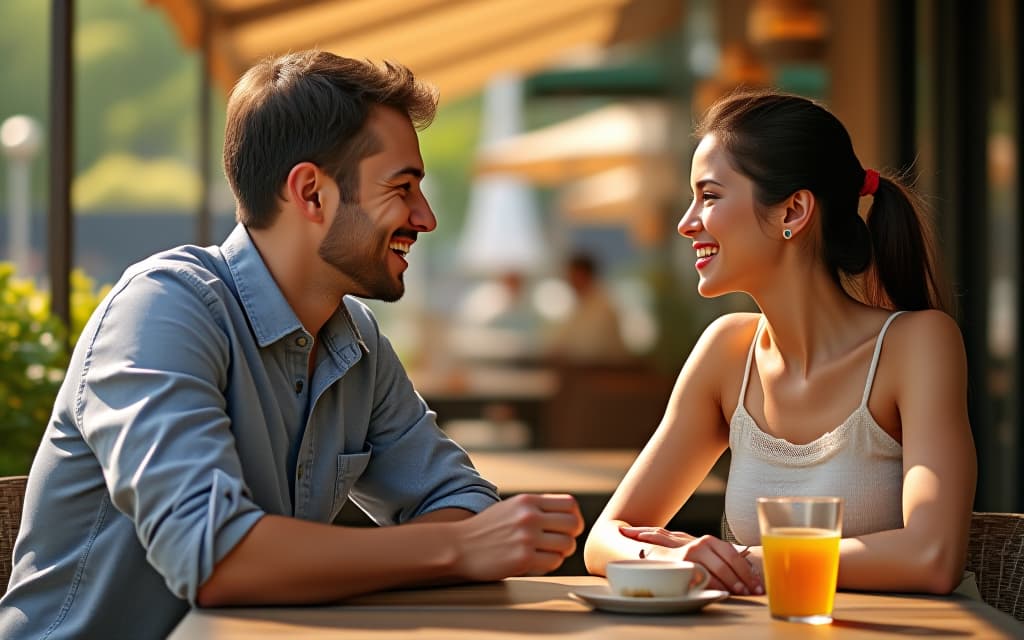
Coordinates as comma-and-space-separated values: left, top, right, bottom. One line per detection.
677, 202, 701, 238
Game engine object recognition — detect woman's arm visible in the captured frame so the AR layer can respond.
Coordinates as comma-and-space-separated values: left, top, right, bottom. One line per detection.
583, 314, 762, 594
836, 310, 976, 593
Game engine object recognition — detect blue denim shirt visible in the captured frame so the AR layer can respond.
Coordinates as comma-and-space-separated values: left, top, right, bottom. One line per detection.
0, 224, 498, 639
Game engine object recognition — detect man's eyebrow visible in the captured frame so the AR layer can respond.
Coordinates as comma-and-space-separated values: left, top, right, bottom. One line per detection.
388, 167, 424, 180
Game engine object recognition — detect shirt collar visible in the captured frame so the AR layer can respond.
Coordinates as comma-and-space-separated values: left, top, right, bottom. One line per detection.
221, 223, 304, 348
220, 223, 369, 356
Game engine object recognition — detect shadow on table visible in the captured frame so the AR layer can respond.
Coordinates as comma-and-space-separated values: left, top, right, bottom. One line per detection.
830, 618, 971, 636
225, 578, 746, 634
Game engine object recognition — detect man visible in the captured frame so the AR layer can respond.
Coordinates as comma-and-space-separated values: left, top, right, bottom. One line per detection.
546, 252, 629, 362
0, 51, 583, 639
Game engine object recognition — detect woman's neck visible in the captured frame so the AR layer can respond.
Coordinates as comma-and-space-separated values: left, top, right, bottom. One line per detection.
750, 268, 874, 377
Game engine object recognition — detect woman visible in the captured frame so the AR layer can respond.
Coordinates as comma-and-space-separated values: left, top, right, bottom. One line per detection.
583, 90, 977, 596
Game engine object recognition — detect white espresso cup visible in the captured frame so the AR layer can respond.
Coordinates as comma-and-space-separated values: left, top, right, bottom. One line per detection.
606, 559, 711, 598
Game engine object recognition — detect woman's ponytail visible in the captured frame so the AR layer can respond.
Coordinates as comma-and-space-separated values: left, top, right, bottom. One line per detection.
864, 174, 951, 313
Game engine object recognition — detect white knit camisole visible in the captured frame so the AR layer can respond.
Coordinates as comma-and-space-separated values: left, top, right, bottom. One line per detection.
724, 312, 905, 544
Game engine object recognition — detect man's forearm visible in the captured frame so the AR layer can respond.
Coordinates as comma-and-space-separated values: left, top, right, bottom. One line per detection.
196, 514, 462, 607
196, 493, 584, 607
410, 507, 476, 523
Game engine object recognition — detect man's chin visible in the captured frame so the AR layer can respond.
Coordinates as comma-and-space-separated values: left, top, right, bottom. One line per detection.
370, 278, 405, 303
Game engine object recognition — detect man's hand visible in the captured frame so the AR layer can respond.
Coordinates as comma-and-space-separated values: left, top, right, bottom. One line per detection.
453, 493, 584, 581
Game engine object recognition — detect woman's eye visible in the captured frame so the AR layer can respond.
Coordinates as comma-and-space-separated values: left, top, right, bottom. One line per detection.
701, 192, 718, 202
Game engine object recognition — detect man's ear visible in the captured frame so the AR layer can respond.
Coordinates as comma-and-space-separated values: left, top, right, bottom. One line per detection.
781, 189, 816, 239
284, 162, 327, 223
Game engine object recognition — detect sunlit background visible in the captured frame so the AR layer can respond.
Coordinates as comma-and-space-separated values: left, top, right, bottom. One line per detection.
0, 0, 1020, 514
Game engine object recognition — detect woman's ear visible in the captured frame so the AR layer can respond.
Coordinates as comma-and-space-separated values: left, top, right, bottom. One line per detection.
781, 189, 816, 239
284, 162, 327, 223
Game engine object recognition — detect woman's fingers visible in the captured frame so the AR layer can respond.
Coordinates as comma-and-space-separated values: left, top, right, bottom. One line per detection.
680, 536, 763, 595
618, 526, 693, 548
616, 528, 763, 595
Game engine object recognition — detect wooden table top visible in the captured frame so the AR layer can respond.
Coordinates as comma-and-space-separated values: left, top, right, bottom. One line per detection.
469, 449, 725, 496
169, 576, 1022, 639
409, 366, 558, 401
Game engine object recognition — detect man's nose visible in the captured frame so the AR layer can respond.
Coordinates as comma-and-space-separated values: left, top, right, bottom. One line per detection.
411, 193, 437, 232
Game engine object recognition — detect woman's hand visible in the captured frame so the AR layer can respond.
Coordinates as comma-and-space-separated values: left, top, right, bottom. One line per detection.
619, 526, 763, 595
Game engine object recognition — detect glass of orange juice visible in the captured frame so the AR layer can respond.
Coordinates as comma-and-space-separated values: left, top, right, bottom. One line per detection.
756, 496, 843, 625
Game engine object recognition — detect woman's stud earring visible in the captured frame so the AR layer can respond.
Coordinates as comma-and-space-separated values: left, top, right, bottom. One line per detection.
783, 228, 793, 240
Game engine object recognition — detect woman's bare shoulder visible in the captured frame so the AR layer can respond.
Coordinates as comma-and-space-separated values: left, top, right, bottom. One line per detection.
888, 309, 964, 348
685, 312, 763, 372
700, 312, 762, 345
885, 309, 967, 377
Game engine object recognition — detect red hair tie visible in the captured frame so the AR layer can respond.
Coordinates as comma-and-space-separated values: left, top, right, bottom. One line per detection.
860, 168, 880, 197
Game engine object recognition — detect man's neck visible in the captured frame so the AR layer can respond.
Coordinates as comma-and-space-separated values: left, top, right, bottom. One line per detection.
247, 225, 345, 338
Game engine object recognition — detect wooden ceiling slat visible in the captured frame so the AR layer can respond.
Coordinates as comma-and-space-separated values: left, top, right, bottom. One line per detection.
419, 13, 623, 102
310, 0, 629, 73
212, 0, 293, 15
228, 0, 457, 54
148, 0, 682, 103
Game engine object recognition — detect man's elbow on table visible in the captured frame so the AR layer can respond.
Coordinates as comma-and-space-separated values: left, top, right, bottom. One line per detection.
195, 572, 230, 608
194, 517, 268, 608
196, 547, 255, 608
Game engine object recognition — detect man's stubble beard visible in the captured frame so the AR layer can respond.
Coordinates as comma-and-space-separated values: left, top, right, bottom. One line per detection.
318, 200, 405, 303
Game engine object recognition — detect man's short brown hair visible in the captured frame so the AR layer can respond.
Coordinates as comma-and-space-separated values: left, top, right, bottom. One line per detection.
223, 50, 438, 228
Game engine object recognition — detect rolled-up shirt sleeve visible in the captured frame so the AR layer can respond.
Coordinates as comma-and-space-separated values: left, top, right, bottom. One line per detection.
345, 307, 499, 524
75, 266, 264, 604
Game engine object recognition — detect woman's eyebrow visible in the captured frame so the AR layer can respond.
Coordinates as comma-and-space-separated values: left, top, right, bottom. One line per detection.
695, 178, 724, 190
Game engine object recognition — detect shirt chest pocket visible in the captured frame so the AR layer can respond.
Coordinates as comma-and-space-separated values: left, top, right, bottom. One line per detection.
332, 448, 372, 517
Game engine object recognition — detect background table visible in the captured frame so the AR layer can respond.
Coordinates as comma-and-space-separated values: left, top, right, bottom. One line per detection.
335, 449, 727, 574
170, 576, 1022, 639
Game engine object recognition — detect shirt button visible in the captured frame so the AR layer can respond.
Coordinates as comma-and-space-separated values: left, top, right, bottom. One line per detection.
295, 380, 304, 394
296, 336, 309, 347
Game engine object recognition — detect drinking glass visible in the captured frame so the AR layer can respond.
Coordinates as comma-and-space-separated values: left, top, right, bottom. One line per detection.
757, 496, 843, 625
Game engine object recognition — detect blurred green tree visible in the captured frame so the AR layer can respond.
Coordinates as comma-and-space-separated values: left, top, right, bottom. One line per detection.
0, 265, 109, 475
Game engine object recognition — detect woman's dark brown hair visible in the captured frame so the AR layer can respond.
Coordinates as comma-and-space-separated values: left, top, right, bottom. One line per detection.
697, 89, 950, 313
223, 50, 438, 228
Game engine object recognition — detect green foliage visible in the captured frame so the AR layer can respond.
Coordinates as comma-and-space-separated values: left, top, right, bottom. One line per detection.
0, 265, 109, 476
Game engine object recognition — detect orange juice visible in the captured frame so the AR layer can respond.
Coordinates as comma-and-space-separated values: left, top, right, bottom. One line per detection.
761, 527, 840, 620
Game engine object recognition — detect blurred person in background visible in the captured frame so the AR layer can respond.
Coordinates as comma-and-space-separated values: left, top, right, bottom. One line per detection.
545, 251, 629, 363
0, 50, 583, 639
451, 270, 547, 364
585, 90, 976, 598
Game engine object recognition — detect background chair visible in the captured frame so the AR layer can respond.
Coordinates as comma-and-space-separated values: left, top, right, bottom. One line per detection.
539, 362, 675, 449
0, 475, 28, 595
966, 511, 1024, 621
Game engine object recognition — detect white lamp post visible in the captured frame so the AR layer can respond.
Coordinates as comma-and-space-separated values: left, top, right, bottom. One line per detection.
1, 115, 43, 277
457, 74, 547, 275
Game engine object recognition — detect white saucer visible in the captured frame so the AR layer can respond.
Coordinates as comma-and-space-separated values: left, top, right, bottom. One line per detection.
569, 585, 731, 615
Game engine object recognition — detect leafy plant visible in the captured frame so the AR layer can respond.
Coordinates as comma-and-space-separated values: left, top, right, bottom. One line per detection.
0, 264, 109, 475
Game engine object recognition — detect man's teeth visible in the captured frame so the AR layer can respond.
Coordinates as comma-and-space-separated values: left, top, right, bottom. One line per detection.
696, 246, 718, 258
389, 240, 411, 256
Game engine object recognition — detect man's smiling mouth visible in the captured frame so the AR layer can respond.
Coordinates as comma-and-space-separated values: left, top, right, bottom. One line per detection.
389, 239, 411, 256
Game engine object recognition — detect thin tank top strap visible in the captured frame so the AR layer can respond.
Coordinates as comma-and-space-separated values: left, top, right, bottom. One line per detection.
860, 311, 907, 406
737, 316, 764, 406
